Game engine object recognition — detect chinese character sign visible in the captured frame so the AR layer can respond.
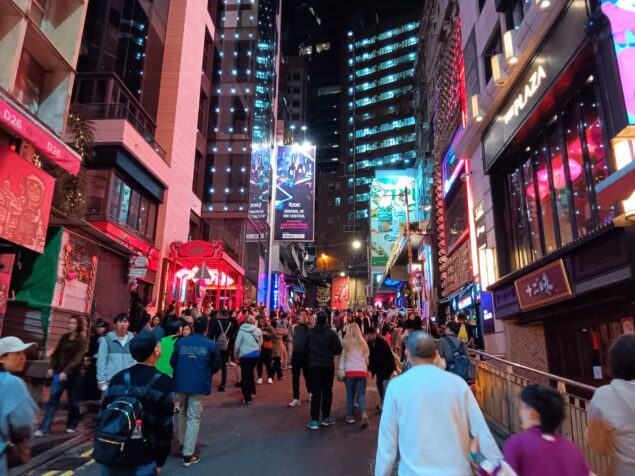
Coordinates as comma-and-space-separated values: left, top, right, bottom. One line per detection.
0, 145, 55, 253
274, 144, 316, 241
514, 259, 573, 311
369, 176, 416, 267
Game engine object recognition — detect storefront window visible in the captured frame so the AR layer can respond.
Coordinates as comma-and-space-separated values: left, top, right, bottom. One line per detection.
523, 158, 543, 261
507, 168, 531, 268
563, 101, 593, 235
547, 124, 574, 246
580, 81, 615, 224
534, 143, 558, 254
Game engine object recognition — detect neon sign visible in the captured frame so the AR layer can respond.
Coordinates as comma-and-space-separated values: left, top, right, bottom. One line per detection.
503, 66, 547, 125
271, 273, 280, 309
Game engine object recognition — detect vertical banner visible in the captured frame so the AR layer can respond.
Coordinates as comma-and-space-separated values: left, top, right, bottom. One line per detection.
274, 144, 316, 241
247, 145, 272, 241
331, 276, 350, 310
0, 253, 15, 334
0, 145, 55, 253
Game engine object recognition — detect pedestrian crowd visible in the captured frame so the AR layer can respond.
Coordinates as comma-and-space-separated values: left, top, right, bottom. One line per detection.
0, 303, 634, 476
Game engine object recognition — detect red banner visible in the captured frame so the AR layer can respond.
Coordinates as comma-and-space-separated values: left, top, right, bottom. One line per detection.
0, 253, 14, 335
331, 276, 350, 310
0, 145, 55, 253
514, 259, 573, 311
0, 95, 81, 175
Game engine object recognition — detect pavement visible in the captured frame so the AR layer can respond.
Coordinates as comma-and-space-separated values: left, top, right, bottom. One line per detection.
26, 366, 385, 476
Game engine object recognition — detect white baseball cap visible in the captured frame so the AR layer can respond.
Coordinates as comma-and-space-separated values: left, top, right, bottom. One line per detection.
0, 336, 36, 356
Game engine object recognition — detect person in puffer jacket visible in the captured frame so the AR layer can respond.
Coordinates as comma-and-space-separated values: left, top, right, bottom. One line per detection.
234, 315, 263, 404
96, 314, 135, 392
338, 323, 370, 427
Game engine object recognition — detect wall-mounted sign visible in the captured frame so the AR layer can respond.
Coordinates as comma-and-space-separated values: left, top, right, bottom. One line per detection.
271, 272, 280, 310
331, 276, 350, 310
442, 129, 464, 197
473, 200, 485, 222
503, 66, 547, 124
175, 240, 224, 259
480, 291, 495, 334
248, 145, 272, 242
274, 144, 316, 241
514, 259, 573, 311
0, 145, 55, 253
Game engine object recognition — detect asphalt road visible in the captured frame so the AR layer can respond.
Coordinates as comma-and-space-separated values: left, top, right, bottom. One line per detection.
37, 366, 383, 476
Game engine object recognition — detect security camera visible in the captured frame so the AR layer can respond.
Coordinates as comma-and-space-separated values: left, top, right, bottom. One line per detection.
460, 172, 473, 182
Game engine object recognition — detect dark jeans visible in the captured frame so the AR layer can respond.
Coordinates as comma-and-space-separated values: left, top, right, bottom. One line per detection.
376, 376, 389, 402
309, 366, 334, 421
219, 349, 228, 387
291, 354, 310, 399
271, 356, 283, 379
240, 357, 258, 402
257, 347, 273, 379
39, 373, 81, 432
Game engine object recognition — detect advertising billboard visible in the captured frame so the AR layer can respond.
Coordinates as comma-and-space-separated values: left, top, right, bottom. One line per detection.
274, 144, 316, 241
0, 145, 55, 253
331, 276, 350, 310
369, 175, 416, 267
247, 146, 272, 241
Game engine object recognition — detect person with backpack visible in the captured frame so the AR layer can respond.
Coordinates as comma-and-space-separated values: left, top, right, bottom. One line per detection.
375, 331, 501, 476
208, 309, 235, 392
438, 320, 470, 381
97, 314, 136, 393
94, 327, 174, 476
0, 337, 38, 474
171, 316, 221, 467
234, 314, 263, 404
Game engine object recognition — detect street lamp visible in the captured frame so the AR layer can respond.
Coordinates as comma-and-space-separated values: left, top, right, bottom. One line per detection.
321, 253, 328, 271
352, 240, 362, 250
339, 271, 346, 277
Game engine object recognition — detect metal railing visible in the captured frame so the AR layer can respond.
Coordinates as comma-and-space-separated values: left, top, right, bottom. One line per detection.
469, 349, 610, 475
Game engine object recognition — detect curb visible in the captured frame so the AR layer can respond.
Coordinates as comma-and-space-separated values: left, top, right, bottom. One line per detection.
9, 430, 91, 476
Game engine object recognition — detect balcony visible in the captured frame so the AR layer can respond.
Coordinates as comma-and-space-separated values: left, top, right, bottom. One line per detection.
71, 73, 166, 160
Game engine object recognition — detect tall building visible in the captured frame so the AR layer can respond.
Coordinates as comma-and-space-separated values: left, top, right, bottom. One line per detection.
203, 0, 282, 304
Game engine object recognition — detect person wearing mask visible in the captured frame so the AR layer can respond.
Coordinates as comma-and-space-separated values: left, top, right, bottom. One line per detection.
288, 309, 311, 407
81, 319, 108, 402
34, 315, 86, 436
97, 328, 174, 475
257, 316, 275, 385
234, 315, 263, 404
438, 320, 470, 380
171, 316, 221, 467
96, 314, 135, 393
587, 334, 635, 476
0, 337, 38, 473
364, 327, 395, 410
156, 316, 183, 377
208, 309, 235, 392
270, 320, 288, 381
339, 323, 370, 427
375, 331, 501, 476
305, 311, 342, 430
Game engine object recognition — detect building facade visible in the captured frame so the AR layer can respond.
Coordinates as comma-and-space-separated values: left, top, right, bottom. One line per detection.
451, 0, 635, 385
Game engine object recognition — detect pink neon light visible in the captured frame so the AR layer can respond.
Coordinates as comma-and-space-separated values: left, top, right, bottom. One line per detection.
444, 159, 465, 195
535, 157, 583, 188
464, 160, 479, 277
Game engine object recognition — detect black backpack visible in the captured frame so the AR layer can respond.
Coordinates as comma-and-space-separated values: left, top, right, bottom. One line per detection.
93, 371, 162, 467
444, 336, 470, 381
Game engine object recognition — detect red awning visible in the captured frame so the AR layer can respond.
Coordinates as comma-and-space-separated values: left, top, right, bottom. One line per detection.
0, 88, 81, 175
170, 240, 244, 279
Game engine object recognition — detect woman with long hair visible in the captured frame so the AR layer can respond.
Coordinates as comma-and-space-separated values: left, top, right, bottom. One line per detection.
338, 323, 370, 427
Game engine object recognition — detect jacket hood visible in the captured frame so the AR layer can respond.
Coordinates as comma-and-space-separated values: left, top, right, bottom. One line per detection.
106, 331, 133, 340
240, 324, 258, 333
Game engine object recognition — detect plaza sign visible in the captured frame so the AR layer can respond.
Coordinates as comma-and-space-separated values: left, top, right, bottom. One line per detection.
503, 66, 546, 125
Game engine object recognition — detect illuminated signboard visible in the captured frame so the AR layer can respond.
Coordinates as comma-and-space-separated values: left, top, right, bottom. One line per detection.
247, 145, 272, 241
274, 144, 316, 241
271, 272, 280, 309
442, 128, 464, 197
503, 66, 547, 125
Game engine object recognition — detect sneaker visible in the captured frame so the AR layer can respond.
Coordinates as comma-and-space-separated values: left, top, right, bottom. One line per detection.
182, 455, 200, 467
217, 385, 226, 392
288, 399, 301, 407
33, 430, 45, 438
242, 399, 254, 405
345, 416, 355, 424
267, 378, 273, 384
66, 428, 77, 434
305, 393, 313, 402
306, 420, 319, 430
229, 361, 237, 367
257, 378, 263, 385
321, 417, 336, 427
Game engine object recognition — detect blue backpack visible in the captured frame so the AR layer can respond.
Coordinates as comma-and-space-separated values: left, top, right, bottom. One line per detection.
444, 336, 470, 381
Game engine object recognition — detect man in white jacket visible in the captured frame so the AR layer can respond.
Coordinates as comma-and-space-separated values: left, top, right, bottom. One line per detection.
375, 331, 501, 476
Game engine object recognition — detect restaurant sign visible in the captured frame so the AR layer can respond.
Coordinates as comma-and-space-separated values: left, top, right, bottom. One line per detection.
514, 259, 573, 311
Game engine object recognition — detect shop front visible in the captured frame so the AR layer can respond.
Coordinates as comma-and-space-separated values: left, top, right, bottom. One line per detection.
484, 0, 635, 385
163, 240, 244, 312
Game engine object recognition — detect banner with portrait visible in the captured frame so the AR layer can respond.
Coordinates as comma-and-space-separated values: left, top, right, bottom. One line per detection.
247, 146, 272, 242
331, 276, 350, 310
274, 144, 316, 241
